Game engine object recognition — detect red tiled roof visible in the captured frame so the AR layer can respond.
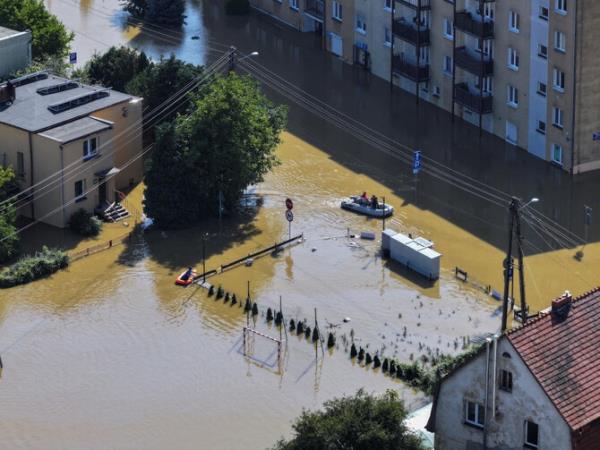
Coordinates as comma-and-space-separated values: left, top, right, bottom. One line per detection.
507, 287, 600, 431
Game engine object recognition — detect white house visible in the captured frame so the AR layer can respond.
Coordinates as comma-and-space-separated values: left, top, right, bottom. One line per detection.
427, 288, 600, 450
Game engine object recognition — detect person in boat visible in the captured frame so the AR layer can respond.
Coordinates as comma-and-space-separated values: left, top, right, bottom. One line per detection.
358, 191, 368, 205
181, 267, 194, 281
370, 195, 378, 209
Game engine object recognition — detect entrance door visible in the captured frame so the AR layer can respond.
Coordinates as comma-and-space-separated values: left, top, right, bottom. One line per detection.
506, 121, 518, 145
98, 179, 107, 205
330, 33, 343, 57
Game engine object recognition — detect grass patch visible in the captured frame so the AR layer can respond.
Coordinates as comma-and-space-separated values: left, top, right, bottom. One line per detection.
0, 246, 69, 288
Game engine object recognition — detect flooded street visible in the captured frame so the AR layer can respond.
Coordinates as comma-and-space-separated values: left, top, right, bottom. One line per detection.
1, 0, 598, 448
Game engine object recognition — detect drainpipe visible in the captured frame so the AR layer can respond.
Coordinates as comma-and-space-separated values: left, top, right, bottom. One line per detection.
569, 0, 579, 175
28, 132, 35, 219
60, 145, 66, 227
492, 334, 498, 419
483, 337, 491, 450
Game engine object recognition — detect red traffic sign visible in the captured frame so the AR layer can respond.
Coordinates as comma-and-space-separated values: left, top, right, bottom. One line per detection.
285, 198, 293, 210
285, 210, 294, 222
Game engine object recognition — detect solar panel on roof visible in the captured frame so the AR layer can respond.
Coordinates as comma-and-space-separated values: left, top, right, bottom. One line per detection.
36, 81, 79, 96
47, 90, 110, 114
10, 72, 49, 87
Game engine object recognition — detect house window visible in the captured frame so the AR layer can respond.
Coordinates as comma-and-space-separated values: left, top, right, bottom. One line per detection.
525, 420, 539, 448
477, 39, 492, 56
356, 15, 367, 34
482, 2, 494, 20
539, 6, 549, 20
465, 400, 485, 428
289, 0, 298, 10
443, 56, 453, 75
552, 144, 563, 165
507, 85, 519, 107
16, 152, 25, 178
554, 31, 566, 52
555, 0, 567, 14
553, 107, 564, 128
537, 120, 546, 134
507, 48, 519, 71
500, 369, 513, 391
538, 44, 547, 59
553, 68, 565, 91
477, 76, 493, 94
83, 137, 98, 159
332, 1, 342, 20
509, 11, 520, 32
384, 0, 392, 12
537, 81, 547, 96
384, 27, 392, 47
74, 179, 87, 201
443, 18, 454, 40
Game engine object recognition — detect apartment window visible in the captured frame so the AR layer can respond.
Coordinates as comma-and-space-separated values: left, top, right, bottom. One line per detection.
555, 0, 567, 14
553, 68, 565, 92
537, 81, 547, 96
499, 369, 513, 391
83, 137, 98, 160
74, 179, 86, 201
433, 85, 441, 97
507, 85, 519, 107
553, 107, 564, 128
384, 27, 392, 47
552, 144, 563, 165
477, 39, 492, 57
507, 48, 519, 71
554, 31, 566, 52
525, 420, 540, 448
443, 18, 454, 40
465, 400, 485, 428
539, 6, 549, 20
509, 11, 520, 32
537, 120, 546, 134
16, 152, 25, 178
443, 56, 453, 75
384, 0, 392, 12
332, 1, 342, 21
482, 2, 494, 20
478, 76, 493, 94
289, 0, 298, 10
356, 15, 367, 34
538, 44, 547, 59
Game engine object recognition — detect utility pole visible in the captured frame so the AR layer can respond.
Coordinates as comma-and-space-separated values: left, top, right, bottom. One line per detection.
584, 205, 592, 244
501, 197, 528, 332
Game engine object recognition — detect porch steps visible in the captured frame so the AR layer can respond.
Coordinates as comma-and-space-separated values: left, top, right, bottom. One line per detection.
102, 202, 130, 223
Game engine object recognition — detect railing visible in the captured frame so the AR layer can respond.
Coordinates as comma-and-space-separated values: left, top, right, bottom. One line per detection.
455, 11, 494, 38
392, 55, 430, 82
454, 82, 493, 114
115, 190, 142, 222
305, 0, 324, 19
455, 46, 494, 76
395, 0, 432, 10
393, 19, 430, 45
69, 229, 138, 262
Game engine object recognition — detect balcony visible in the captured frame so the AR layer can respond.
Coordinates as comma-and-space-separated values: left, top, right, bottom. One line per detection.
454, 83, 493, 114
392, 55, 430, 82
393, 19, 430, 46
305, 0, 324, 20
395, 0, 431, 10
455, 46, 493, 77
455, 11, 494, 39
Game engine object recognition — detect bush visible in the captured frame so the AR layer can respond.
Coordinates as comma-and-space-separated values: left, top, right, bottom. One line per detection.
225, 0, 249, 15
0, 246, 69, 288
69, 209, 102, 237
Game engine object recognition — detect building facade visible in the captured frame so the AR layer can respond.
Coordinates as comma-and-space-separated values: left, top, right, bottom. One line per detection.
427, 289, 600, 449
0, 26, 32, 79
0, 73, 144, 228
250, 0, 600, 174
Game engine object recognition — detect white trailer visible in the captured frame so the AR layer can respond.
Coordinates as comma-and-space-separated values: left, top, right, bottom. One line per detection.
381, 229, 441, 280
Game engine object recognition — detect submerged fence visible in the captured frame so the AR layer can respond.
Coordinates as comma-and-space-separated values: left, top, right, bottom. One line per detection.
69, 228, 137, 262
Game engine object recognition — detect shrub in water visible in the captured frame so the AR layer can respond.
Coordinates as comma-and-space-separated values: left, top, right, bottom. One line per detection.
69, 208, 102, 236
0, 246, 69, 288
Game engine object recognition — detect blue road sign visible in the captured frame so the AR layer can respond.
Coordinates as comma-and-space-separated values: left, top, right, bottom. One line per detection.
69, 52, 77, 64
413, 150, 421, 175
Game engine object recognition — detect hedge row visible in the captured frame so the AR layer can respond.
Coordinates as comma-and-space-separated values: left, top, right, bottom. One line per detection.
0, 246, 69, 288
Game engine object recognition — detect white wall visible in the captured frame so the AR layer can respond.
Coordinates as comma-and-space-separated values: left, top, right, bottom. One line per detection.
433, 338, 572, 450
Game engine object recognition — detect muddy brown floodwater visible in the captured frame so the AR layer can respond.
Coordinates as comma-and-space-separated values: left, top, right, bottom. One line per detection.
2, 1, 598, 449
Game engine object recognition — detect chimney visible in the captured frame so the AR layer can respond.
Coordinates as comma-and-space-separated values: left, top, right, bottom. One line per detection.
0, 81, 16, 105
551, 290, 572, 319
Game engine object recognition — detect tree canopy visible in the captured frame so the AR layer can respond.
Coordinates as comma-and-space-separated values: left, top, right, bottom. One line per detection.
84, 46, 151, 92
0, 0, 73, 59
0, 167, 20, 263
122, 0, 185, 27
271, 390, 426, 450
144, 73, 287, 229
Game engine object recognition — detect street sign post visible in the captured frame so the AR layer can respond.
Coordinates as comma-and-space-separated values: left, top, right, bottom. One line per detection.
69, 52, 77, 64
285, 209, 293, 241
413, 150, 421, 175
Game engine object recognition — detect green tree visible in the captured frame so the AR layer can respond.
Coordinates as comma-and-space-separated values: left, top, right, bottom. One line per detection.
122, 0, 185, 27
0, 167, 20, 263
84, 46, 151, 92
225, 0, 250, 15
271, 390, 425, 450
144, 73, 287, 228
126, 54, 200, 112
0, 0, 73, 59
